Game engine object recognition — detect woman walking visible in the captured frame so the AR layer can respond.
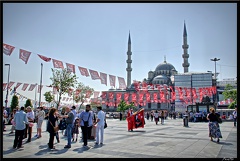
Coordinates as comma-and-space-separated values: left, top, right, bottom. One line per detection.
207, 107, 222, 143
154, 110, 159, 125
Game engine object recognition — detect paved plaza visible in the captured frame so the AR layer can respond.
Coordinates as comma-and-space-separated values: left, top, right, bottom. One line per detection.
2, 117, 237, 158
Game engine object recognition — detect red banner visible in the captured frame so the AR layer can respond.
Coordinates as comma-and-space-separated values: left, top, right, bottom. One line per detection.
75, 89, 81, 95
118, 77, 126, 89
52, 59, 64, 69
22, 83, 29, 91
15, 83, 22, 90
37, 54, 51, 62
3, 83, 7, 91
28, 84, 37, 91
78, 66, 89, 77
19, 49, 31, 64
109, 75, 116, 87
93, 91, 100, 98
66, 63, 75, 73
124, 93, 129, 104
3, 43, 15, 56
89, 69, 100, 80
100, 72, 107, 86
7, 81, 15, 89
127, 108, 145, 131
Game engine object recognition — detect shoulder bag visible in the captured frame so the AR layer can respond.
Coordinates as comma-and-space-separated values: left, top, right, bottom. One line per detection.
49, 119, 59, 133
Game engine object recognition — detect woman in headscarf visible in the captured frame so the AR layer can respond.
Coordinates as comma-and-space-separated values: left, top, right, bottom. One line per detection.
207, 107, 222, 143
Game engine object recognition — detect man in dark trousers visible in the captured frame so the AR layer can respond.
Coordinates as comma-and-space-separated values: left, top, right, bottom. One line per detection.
13, 106, 29, 149
120, 112, 123, 121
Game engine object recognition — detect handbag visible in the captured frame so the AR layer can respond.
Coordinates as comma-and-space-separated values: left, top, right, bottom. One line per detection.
83, 113, 90, 127
104, 118, 107, 129
58, 118, 67, 130
217, 117, 223, 124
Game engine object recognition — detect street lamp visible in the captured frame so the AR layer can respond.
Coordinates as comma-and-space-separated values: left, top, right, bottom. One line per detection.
210, 58, 220, 105
5, 64, 10, 109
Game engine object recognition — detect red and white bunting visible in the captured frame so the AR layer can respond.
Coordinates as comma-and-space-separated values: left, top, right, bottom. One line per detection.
37, 54, 51, 62
38, 85, 43, 93
85, 90, 92, 98
75, 89, 81, 95
15, 83, 22, 90
109, 75, 116, 87
62, 97, 66, 101
89, 69, 100, 80
19, 49, 31, 64
52, 59, 64, 69
22, 83, 29, 91
100, 72, 107, 86
78, 66, 90, 77
53, 86, 59, 94
3, 43, 15, 56
28, 84, 37, 91
93, 91, 100, 98
7, 81, 15, 89
66, 63, 75, 73
117, 77, 126, 89
3, 83, 7, 91
68, 88, 73, 97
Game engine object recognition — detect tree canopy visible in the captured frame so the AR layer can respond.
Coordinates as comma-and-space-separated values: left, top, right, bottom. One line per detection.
222, 84, 237, 109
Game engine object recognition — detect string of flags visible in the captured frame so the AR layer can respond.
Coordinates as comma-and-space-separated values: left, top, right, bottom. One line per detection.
3, 43, 127, 89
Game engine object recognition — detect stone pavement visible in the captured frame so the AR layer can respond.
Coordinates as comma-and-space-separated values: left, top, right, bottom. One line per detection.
2, 118, 237, 158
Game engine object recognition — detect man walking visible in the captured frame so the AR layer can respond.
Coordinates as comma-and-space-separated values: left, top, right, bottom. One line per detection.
94, 106, 105, 145
63, 107, 74, 148
233, 107, 237, 127
13, 106, 29, 149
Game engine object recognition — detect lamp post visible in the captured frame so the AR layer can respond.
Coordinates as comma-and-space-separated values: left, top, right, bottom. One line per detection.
5, 64, 10, 109
210, 58, 220, 106
39, 63, 43, 107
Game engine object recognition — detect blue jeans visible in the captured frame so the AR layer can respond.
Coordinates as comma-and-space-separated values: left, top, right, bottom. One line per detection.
66, 124, 73, 146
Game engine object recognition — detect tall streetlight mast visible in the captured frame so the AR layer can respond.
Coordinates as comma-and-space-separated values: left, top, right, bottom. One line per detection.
210, 58, 220, 106
5, 64, 10, 109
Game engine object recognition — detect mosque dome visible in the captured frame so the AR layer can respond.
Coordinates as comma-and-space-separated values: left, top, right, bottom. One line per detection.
152, 75, 170, 84
155, 61, 175, 72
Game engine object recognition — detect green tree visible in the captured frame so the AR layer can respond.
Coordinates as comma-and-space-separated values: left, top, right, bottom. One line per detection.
117, 100, 137, 112
25, 99, 33, 109
44, 91, 55, 107
50, 68, 78, 109
73, 82, 94, 111
10, 95, 19, 112
222, 84, 237, 109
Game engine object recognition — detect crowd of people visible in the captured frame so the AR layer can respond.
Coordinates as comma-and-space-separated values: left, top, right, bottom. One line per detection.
2, 104, 106, 150
2, 105, 237, 150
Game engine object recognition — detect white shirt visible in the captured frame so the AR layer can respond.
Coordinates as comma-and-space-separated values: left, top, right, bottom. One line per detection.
36, 110, 45, 121
26, 110, 35, 121
233, 110, 237, 118
97, 110, 105, 126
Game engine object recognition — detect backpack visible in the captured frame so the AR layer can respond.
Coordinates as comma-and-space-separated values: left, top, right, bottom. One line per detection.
58, 118, 67, 130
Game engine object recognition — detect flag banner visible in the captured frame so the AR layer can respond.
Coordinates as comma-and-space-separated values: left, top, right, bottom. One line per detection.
146, 92, 151, 103
78, 66, 90, 77
124, 93, 129, 103
66, 98, 69, 102
118, 77, 126, 89
153, 92, 158, 103
38, 85, 43, 93
7, 81, 15, 89
28, 84, 37, 91
22, 83, 29, 91
89, 69, 100, 80
100, 92, 107, 99
37, 54, 51, 62
52, 59, 64, 69
15, 83, 22, 90
75, 89, 81, 95
94, 91, 100, 98
53, 86, 59, 94
66, 63, 75, 73
85, 90, 92, 98
133, 81, 140, 91
100, 72, 107, 86
19, 49, 31, 64
127, 108, 145, 131
109, 75, 116, 87
131, 93, 137, 102
116, 93, 122, 102
62, 97, 66, 101
3, 43, 15, 56
138, 93, 144, 103
68, 88, 73, 97
69, 98, 72, 102
108, 92, 114, 100
3, 83, 7, 91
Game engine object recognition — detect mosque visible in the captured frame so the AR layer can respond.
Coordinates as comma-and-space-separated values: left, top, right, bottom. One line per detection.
101, 22, 214, 113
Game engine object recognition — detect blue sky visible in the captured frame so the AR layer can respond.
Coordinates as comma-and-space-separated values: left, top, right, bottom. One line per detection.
3, 3, 237, 107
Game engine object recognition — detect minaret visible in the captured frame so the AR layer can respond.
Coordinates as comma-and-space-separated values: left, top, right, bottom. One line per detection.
182, 21, 190, 73
126, 31, 132, 88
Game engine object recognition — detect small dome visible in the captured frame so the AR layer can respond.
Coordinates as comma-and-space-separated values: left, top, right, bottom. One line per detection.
153, 75, 168, 81
152, 75, 170, 85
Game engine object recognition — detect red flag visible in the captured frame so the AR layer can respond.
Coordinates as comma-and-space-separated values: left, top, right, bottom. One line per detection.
100, 72, 107, 86
75, 89, 81, 95
146, 92, 151, 103
101, 92, 107, 99
131, 93, 137, 103
85, 90, 92, 98
118, 77, 126, 89
38, 85, 43, 93
68, 88, 73, 97
37, 54, 51, 62
3, 83, 7, 91
66, 63, 75, 73
108, 92, 114, 100
19, 49, 31, 64
124, 93, 129, 103
78, 66, 90, 77
15, 83, 22, 90
109, 75, 116, 87
89, 69, 100, 80
116, 93, 122, 102
62, 97, 66, 101
52, 59, 64, 69
7, 81, 15, 89
22, 83, 29, 91
28, 84, 37, 91
3, 43, 15, 56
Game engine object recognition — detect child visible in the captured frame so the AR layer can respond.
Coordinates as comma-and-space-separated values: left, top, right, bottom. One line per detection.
72, 118, 80, 142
